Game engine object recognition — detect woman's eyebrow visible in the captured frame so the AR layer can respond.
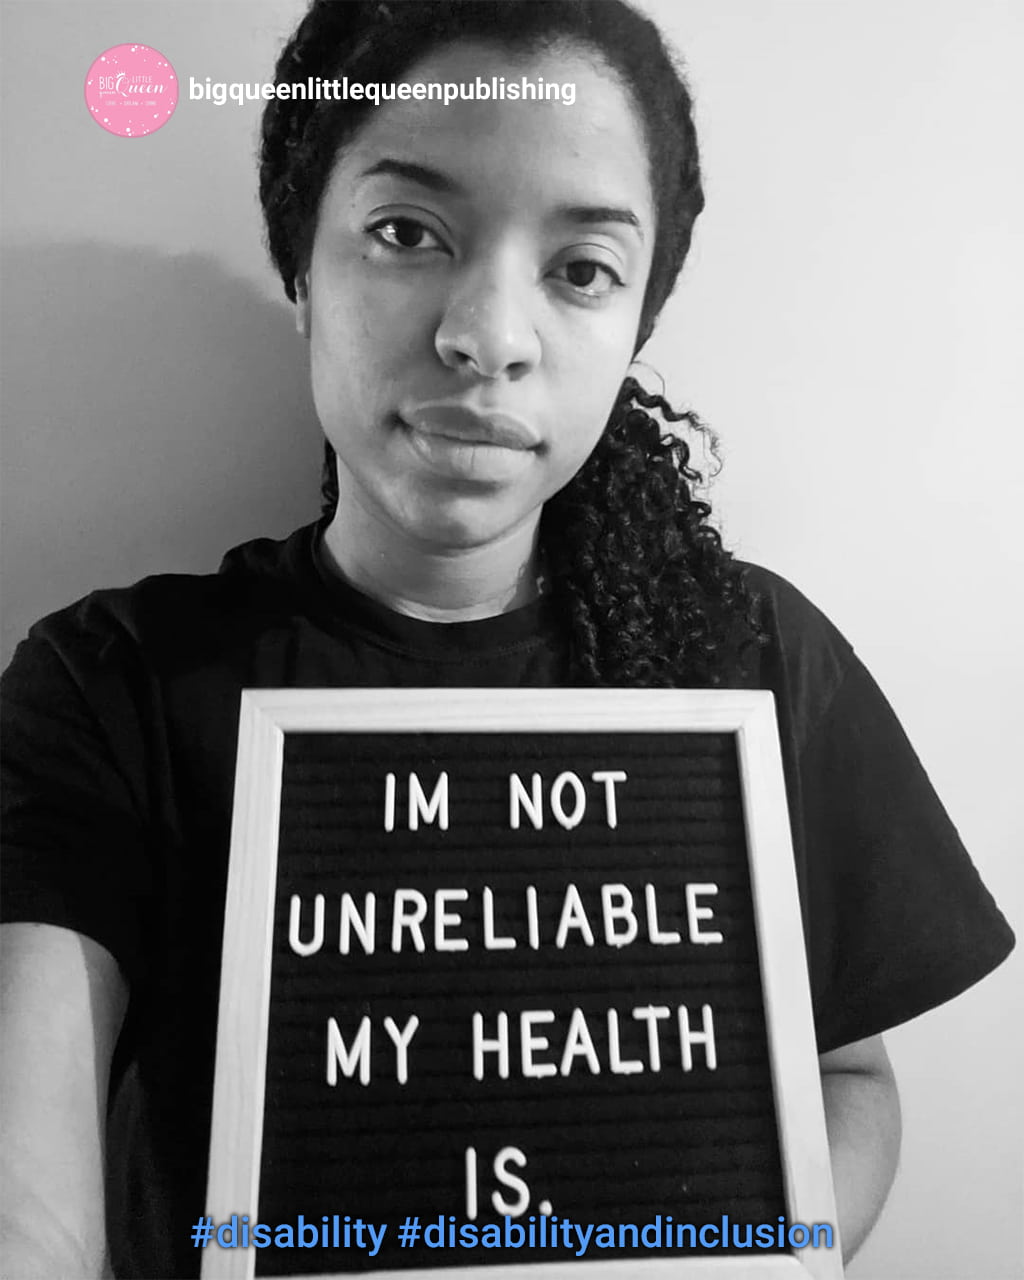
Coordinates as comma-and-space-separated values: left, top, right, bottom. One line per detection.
358, 158, 461, 194
358, 157, 644, 241
554, 205, 644, 242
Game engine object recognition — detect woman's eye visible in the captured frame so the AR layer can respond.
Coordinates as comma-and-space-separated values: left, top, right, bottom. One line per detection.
554, 258, 624, 298
367, 217, 445, 252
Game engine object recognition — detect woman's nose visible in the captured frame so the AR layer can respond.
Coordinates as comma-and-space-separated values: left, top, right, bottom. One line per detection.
434, 262, 542, 379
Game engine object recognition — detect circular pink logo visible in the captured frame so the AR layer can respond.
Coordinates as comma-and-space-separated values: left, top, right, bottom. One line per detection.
85, 44, 178, 138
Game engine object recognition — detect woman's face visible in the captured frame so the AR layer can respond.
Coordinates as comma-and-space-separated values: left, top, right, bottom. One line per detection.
298, 39, 655, 555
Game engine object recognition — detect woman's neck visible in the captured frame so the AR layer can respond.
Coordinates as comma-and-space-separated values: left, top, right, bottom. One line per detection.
321, 505, 544, 623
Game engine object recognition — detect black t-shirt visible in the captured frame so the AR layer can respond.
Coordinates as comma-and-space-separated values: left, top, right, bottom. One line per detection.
1, 521, 1014, 1278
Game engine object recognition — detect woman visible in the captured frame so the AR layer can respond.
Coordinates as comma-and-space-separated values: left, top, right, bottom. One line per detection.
1, 2, 1013, 1277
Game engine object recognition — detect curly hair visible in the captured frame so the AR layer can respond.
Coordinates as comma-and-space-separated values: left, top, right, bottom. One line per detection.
540, 379, 756, 686
260, 0, 764, 686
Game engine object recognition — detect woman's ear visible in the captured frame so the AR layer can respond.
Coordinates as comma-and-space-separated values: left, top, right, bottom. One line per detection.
295, 275, 311, 339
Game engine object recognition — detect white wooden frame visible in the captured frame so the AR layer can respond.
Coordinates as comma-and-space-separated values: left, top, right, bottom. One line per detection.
203, 689, 842, 1280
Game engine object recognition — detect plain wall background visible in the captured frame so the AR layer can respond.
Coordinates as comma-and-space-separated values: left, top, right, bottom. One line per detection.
1, 3, 1021, 1277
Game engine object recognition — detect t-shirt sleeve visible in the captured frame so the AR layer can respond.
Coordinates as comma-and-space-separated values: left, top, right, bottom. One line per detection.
1, 619, 153, 982
796, 654, 1015, 1052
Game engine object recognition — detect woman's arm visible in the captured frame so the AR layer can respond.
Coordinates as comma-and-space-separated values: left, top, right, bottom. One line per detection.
0, 923, 128, 1280
819, 1032, 901, 1263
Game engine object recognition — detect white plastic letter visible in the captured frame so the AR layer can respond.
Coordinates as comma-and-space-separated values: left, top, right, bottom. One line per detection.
391, 889, 428, 952
550, 771, 586, 830
409, 771, 449, 831
465, 1146, 478, 1221
554, 884, 595, 949
526, 885, 540, 950
520, 1010, 557, 1079
632, 1005, 671, 1072
326, 1016, 371, 1086
509, 773, 543, 830
382, 1014, 419, 1084
601, 883, 638, 948
472, 1011, 510, 1080
607, 1009, 643, 1075
339, 892, 375, 955
384, 772, 396, 832
591, 769, 627, 828
434, 888, 469, 952
492, 1147, 530, 1217
288, 893, 324, 957
645, 883, 681, 945
685, 883, 723, 944
678, 1003, 718, 1071
559, 1008, 601, 1076
482, 887, 516, 950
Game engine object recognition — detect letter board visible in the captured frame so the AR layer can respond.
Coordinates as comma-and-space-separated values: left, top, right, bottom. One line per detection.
204, 689, 842, 1279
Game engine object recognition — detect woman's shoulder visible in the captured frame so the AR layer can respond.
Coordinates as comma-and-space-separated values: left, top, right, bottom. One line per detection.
733, 560, 860, 751
739, 561, 852, 656
5, 523, 319, 676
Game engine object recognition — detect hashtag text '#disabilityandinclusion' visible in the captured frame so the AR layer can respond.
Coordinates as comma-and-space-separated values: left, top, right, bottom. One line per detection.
191, 1214, 837, 1257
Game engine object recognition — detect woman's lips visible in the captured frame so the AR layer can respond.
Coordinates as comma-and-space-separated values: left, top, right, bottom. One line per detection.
400, 403, 541, 450
397, 405, 539, 482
